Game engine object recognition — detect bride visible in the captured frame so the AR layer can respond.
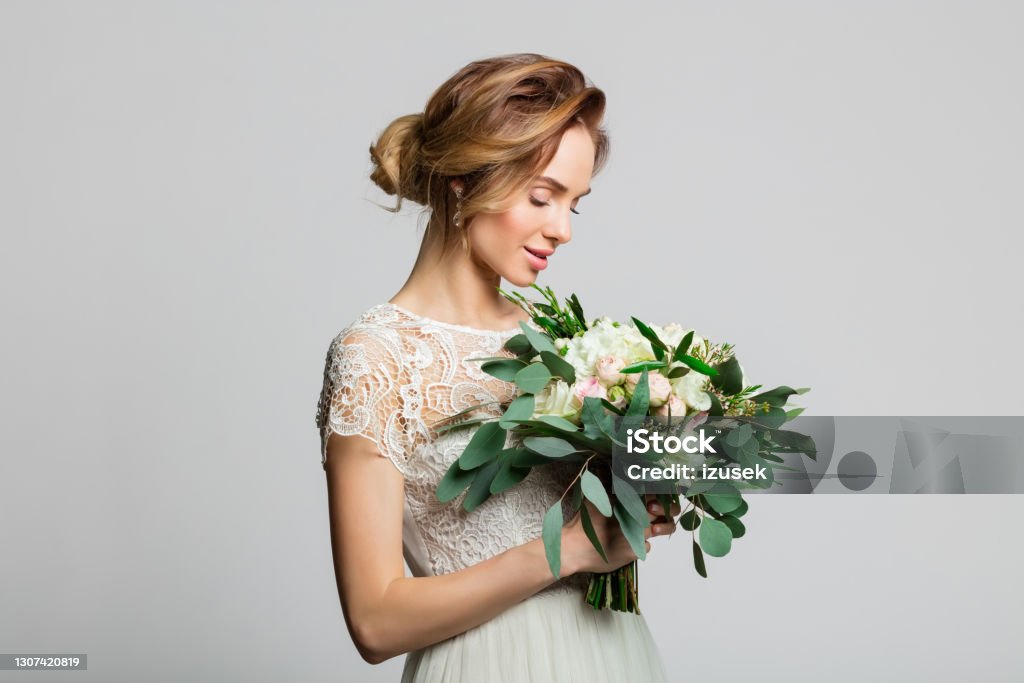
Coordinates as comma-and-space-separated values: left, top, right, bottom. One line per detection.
316, 53, 678, 682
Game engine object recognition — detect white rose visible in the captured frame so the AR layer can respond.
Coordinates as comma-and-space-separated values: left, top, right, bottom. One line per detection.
532, 379, 583, 423
672, 370, 712, 412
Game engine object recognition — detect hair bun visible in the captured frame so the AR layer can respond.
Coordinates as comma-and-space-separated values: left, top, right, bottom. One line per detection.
369, 113, 427, 207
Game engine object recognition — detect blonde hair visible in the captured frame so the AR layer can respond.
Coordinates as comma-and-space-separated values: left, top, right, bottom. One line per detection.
369, 53, 609, 256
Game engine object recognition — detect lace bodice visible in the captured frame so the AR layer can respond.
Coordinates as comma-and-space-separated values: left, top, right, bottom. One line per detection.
315, 302, 588, 592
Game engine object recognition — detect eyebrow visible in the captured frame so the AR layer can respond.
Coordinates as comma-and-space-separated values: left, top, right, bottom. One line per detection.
536, 175, 592, 198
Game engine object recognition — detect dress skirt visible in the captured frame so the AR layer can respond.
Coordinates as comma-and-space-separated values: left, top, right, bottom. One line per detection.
400, 583, 669, 683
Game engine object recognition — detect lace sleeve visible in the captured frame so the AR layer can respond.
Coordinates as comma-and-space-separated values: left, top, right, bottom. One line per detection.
315, 327, 410, 473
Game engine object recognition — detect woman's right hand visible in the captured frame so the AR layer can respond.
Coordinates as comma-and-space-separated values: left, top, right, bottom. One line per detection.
561, 497, 680, 575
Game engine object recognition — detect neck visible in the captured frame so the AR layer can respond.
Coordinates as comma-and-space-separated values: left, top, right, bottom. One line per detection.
390, 226, 525, 329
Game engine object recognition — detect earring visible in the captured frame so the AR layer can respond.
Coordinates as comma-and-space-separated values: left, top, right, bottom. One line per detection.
452, 186, 464, 228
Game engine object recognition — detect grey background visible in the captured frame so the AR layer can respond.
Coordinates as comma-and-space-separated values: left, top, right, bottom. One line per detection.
2, 1, 1021, 681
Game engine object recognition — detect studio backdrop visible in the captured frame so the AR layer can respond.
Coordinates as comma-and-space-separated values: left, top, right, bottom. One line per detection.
1, 2, 1021, 681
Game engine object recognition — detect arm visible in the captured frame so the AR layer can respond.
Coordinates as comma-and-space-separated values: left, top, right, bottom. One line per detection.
325, 433, 681, 664
326, 432, 559, 664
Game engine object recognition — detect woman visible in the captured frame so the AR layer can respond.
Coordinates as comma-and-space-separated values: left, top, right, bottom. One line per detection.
316, 53, 677, 682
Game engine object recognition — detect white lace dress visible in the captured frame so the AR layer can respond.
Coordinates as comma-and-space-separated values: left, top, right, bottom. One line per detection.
315, 302, 668, 683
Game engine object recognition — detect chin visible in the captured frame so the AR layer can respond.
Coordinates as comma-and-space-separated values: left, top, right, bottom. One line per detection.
504, 271, 539, 288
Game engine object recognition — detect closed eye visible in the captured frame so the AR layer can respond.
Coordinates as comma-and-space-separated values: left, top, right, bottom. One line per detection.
531, 196, 581, 215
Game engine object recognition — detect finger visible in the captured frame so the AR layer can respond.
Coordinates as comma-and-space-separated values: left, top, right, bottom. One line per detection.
644, 540, 652, 553
647, 500, 664, 522
670, 502, 682, 516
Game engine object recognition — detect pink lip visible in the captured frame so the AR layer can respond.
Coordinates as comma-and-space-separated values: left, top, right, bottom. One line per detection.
524, 247, 549, 271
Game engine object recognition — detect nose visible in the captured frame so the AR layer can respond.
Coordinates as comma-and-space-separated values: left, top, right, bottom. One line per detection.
543, 207, 572, 246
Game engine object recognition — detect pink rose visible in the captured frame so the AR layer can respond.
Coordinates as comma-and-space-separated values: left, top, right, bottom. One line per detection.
573, 376, 608, 402
647, 373, 672, 408
595, 356, 626, 387
685, 410, 709, 429
654, 394, 687, 418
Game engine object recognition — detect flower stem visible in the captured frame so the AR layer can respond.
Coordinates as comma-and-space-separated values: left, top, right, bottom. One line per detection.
584, 561, 640, 613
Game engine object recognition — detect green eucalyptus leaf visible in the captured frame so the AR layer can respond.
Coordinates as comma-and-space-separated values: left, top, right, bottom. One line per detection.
581, 396, 614, 441
518, 321, 558, 355
747, 406, 787, 430
499, 394, 535, 429
679, 508, 701, 530
613, 499, 647, 560
490, 458, 531, 494
612, 474, 649, 525
509, 448, 551, 468
514, 362, 553, 394
770, 429, 818, 457
731, 499, 749, 518
707, 391, 723, 417
540, 350, 576, 384
569, 480, 583, 511
580, 504, 608, 562
721, 515, 746, 538
504, 333, 532, 356
692, 539, 708, 578
481, 358, 528, 382
685, 479, 716, 496
523, 436, 578, 459
699, 517, 733, 557
462, 460, 501, 512
542, 502, 564, 578
666, 366, 691, 379
437, 460, 477, 503
535, 415, 580, 432
458, 422, 506, 469
725, 423, 753, 447
704, 490, 743, 515
581, 470, 612, 517
749, 385, 799, 407
710, 355, 743, 394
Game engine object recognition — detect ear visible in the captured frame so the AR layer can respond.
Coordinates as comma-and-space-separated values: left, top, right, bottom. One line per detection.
449, 178, 464, 195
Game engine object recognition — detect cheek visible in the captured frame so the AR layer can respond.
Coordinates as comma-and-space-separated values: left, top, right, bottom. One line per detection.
469, 206, 537, 255
494, 206, 537, 242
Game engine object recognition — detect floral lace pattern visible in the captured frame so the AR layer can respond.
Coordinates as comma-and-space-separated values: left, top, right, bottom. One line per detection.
315, 303, 589, 593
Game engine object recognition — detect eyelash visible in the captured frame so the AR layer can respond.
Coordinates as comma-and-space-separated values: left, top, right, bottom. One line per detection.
530, 196, 581, 215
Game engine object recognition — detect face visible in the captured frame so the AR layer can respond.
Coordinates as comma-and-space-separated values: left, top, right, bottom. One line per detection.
463, 124, 596, 287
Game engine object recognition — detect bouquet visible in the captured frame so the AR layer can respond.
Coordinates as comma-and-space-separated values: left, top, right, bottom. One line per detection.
434, 285, 815, 613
